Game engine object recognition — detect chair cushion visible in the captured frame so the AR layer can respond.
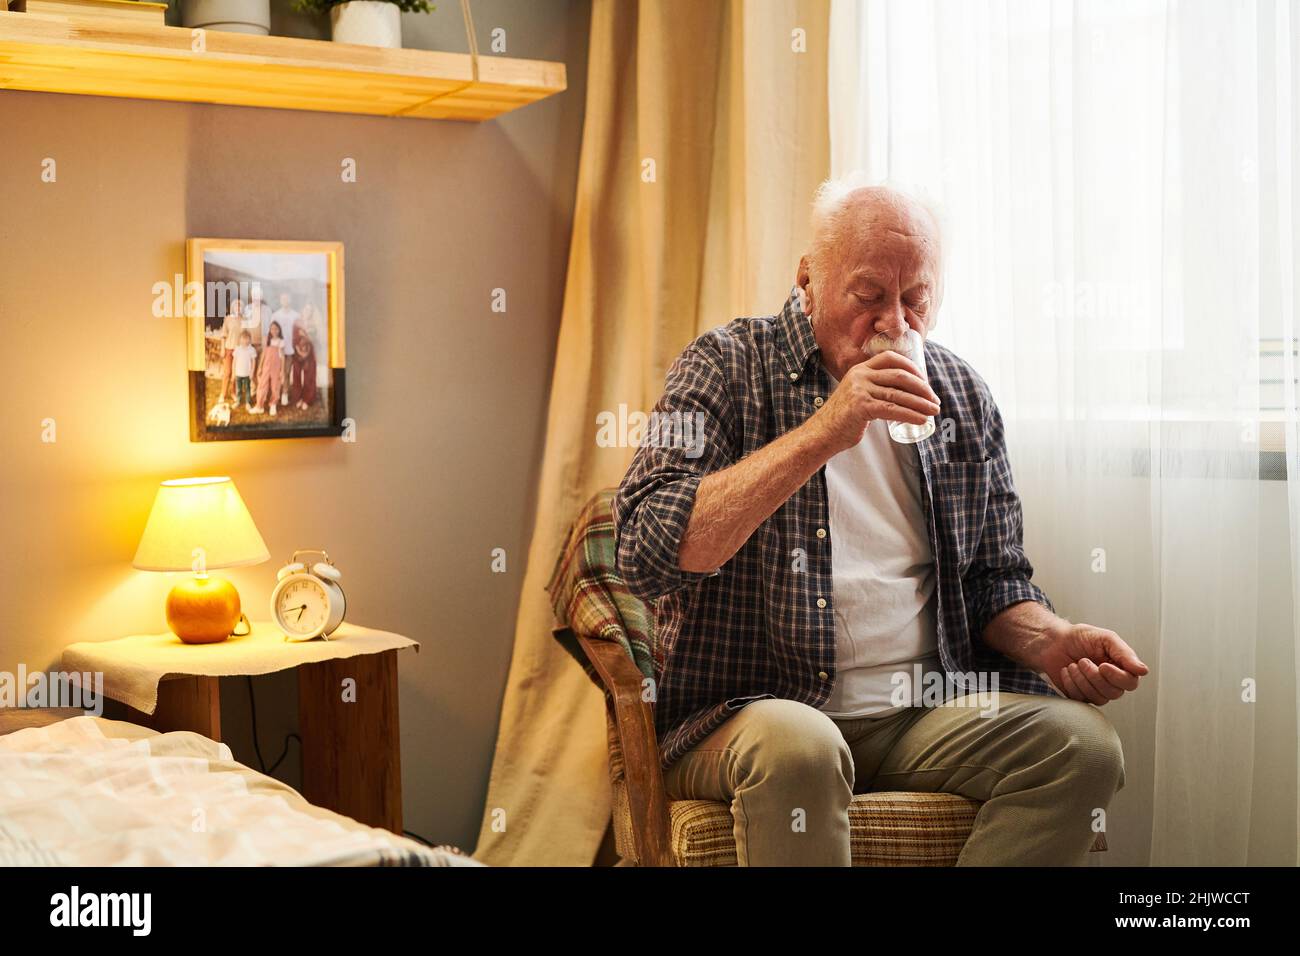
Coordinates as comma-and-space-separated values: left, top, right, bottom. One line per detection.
668, 792, 979, 867
846, 792, 979, 866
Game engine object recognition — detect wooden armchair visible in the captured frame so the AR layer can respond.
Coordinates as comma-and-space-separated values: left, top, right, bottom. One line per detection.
573, 630, 987, 865
552, 490, 1105, 866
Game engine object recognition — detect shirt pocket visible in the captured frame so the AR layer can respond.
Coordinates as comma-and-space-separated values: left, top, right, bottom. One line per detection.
931, 459, 992, 572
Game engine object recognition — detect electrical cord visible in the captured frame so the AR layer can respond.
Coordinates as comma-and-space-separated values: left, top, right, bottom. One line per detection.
245, 678, 441, 851
245, 675, 301, 776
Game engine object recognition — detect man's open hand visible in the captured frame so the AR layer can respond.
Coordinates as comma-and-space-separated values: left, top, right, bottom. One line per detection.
1038, 622, 1149, 705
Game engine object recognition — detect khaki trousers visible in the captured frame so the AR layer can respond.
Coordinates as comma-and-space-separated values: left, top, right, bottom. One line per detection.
662, 692, 1125, 866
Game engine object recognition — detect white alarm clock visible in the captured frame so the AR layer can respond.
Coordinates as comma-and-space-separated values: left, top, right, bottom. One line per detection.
271, 550, 346, 642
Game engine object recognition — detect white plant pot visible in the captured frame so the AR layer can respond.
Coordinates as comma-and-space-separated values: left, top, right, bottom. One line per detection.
180, 0, 270, 35
331, 2, 403, 49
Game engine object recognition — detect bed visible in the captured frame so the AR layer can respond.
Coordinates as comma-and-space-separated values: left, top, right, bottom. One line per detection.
0, 710, 478, 867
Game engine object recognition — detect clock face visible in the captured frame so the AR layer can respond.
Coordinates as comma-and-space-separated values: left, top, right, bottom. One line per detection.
275, 577, 330, 637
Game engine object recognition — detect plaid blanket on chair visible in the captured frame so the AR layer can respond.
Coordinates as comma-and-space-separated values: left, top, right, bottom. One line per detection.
547, 490, 655, 688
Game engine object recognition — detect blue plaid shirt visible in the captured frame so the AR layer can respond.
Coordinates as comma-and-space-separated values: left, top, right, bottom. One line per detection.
614, 287, 1057, 769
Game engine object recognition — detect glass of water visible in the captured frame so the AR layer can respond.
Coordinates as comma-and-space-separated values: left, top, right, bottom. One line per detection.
867, 328, 936, 444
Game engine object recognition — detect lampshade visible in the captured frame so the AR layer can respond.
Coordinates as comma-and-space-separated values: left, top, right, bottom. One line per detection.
132, 477, 270, 572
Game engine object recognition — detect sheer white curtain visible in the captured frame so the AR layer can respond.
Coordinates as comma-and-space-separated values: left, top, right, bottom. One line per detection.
830, 0, 1298, 864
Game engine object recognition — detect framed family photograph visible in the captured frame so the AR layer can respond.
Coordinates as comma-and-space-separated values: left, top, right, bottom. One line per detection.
186, 238, 346, 442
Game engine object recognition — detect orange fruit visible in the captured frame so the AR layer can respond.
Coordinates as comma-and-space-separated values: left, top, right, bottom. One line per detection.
166, 576, 241, 644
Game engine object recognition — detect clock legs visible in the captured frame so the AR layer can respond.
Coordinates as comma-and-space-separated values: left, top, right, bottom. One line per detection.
297, 650, 403, 834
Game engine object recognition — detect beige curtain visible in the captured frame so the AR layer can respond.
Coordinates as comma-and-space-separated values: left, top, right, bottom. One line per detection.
473, 0, 831, 867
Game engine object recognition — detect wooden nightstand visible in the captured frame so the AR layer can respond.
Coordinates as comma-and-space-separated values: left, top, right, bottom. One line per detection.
61, 622, 416, 834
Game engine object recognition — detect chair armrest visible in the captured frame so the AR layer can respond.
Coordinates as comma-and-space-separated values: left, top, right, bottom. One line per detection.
576, 634, 675, 866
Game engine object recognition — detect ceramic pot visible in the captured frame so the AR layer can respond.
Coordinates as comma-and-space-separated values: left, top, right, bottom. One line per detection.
180, 0, 271, 35
331, 1, 402, 49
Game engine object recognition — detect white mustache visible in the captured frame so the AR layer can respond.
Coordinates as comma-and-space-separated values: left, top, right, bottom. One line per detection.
865, 330, 907, 356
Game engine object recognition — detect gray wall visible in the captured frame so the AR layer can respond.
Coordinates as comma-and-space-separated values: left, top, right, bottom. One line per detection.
0, 0, 590, 853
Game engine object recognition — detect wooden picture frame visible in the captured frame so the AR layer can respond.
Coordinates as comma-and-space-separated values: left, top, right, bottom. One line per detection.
186, 238, 346, 442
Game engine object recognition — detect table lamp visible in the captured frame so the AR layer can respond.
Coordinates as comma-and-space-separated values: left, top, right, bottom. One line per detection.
132, 477, 270, 644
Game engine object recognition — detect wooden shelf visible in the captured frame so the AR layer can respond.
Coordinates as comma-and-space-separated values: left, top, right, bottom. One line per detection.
0, 11, 566, 120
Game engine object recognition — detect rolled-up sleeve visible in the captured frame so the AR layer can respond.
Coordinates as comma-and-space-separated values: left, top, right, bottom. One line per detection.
613, 342, 737, 602
964, 393, 1055, 641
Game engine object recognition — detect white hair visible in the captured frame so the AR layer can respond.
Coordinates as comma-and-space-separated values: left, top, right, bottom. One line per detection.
806, 172, 947, 308
810, 172, 946, 256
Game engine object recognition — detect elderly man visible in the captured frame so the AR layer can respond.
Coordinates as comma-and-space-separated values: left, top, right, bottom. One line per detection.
613, 180, 1147, 866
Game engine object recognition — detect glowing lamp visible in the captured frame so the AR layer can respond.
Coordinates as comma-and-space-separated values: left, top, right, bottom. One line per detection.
132, 477, 269, 644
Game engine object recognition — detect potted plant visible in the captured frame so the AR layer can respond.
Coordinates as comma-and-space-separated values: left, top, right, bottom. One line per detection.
292, 0, 433, 49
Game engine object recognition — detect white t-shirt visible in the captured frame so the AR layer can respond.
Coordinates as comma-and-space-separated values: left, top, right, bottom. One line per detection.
820, 376, 940, 718
271, 307, 301, 356
232, 344, 258, 378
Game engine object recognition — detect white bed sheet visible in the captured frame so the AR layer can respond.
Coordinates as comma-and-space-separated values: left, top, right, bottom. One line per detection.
0, 716, 479, 867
